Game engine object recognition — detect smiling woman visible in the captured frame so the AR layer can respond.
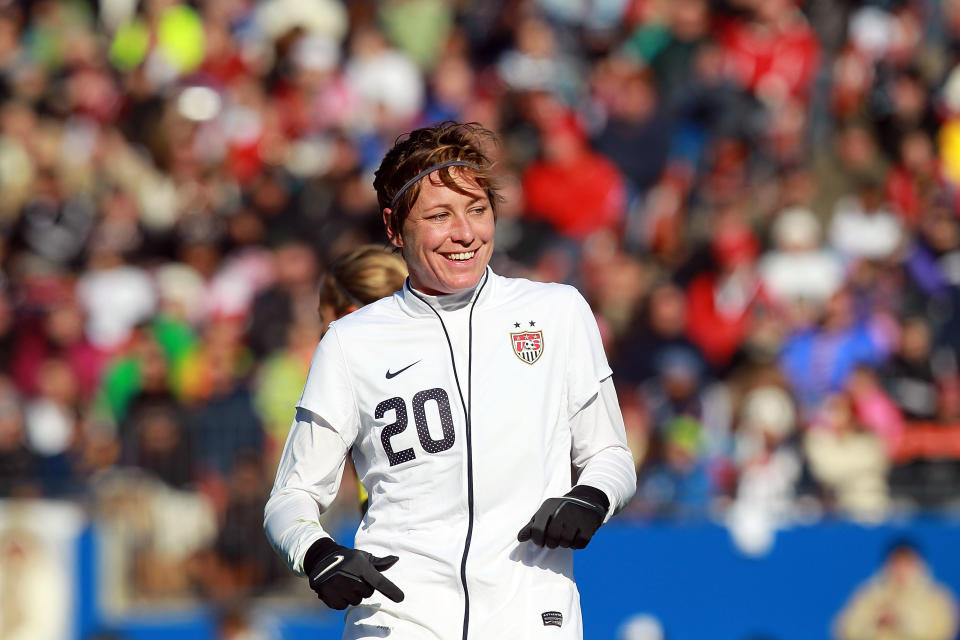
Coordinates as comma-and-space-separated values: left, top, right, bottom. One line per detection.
265, 121, 636, 640
385, 170, 494, 295
373, 122, 503, 295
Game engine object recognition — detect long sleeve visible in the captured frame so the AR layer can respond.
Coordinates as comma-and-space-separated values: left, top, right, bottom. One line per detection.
562, 288, 636, 518
263, 409, 350, 575
263, 326, 361, 576
570, 376, 637, 520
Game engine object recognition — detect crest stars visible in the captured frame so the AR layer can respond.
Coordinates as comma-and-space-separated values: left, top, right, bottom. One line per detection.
510, 323, 544, 364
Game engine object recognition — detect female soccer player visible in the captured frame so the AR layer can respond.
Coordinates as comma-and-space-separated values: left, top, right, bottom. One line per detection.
265, 122, 636, 639
317, 244, 409, 334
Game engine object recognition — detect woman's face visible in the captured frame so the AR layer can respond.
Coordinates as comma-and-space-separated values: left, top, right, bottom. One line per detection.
387, 171, 494, 296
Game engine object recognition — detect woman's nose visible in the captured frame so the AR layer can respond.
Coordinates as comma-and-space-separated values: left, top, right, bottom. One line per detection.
449, 212, 475, 244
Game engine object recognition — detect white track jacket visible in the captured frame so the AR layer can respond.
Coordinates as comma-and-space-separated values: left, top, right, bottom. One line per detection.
265, 268, 636, 639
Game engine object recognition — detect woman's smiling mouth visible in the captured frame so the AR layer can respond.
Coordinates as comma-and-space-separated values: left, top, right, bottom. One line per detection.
443, 250, 477, 262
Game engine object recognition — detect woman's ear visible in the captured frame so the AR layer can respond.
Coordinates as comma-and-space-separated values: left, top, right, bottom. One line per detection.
383, 208, 403, 248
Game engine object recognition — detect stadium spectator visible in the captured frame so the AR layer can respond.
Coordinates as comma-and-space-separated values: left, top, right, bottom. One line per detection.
726, 384, 802, 553
95, 324, 180, 424
8, 281, 105, 400
811, 122, 889, 224
780, 289, 885, 417
215, 604, 272, 640
122, 397, 193, 490
881, 316, 946, 421
22, 357, 83, 496
246, 238, 320, 358
846, 366, 905, 456
75, 251, 157, 352
0, 524, 70, 640
614, 281, 707, 386
885, 130, 943, 229
716, 0, 820, 106
758, 206, 845, 322
0, 380, 37, 498
187, 320, 263, 479
523, 108, 627, 240
592, 65, 670, 197
621, 0, 712, 109
685, 217, 767, 372
634, 415, 714, 519
254, 316, 319, 459
828, 178, 904, 264
804, 393, 891, 522
834, 540, 959, 640
497, 15, 583, 105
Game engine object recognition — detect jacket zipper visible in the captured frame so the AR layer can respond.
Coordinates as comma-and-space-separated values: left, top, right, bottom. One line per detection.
408, 270, 488, 640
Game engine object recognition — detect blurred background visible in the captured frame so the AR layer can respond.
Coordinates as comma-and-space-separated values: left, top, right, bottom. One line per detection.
1, 0, 960, 638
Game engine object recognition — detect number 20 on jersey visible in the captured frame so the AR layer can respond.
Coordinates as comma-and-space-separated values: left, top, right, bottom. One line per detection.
375, 388, 456, 466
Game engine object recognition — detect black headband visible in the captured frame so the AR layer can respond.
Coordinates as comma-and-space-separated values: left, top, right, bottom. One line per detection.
388, 160, 480, 212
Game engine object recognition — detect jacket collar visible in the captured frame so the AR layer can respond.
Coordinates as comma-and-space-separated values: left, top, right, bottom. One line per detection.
396, 267, 495, 318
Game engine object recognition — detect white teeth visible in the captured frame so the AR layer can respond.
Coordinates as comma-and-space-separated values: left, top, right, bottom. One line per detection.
446, 251, 475, 260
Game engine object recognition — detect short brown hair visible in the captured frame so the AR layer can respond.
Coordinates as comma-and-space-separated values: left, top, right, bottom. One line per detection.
319, 245, 409, 317
373, 121, 503, 241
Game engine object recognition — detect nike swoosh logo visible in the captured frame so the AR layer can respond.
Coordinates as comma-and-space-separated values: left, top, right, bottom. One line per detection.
386, 360, 421, 379
564, 497, 606, 513
315, 554, 344, 579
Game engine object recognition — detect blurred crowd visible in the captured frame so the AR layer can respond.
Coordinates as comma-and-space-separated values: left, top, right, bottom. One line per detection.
1, 0, 960, 615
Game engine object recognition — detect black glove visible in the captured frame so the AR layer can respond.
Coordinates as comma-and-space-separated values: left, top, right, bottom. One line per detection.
304, 538, 404, 609
517, 485, 610, 549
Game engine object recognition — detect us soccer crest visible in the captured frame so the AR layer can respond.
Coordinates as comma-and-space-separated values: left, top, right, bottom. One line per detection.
511, 330, 544, 364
